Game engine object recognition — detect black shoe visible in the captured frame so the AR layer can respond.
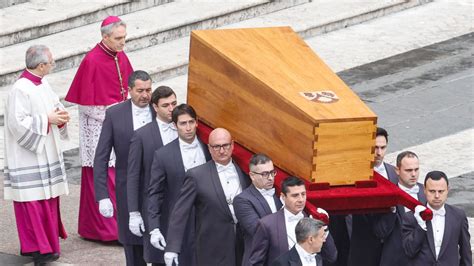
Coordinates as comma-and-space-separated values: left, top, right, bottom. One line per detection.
33, 252, 59, 264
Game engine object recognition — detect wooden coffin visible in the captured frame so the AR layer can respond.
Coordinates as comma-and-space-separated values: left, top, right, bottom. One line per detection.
187, 27, 377, 185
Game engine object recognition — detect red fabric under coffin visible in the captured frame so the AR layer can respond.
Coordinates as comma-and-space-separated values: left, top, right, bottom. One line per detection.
196, 123, 432, 221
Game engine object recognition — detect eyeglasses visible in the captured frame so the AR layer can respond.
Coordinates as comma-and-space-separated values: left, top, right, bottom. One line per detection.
209, 143, 232, 151
250, 169, 277, 179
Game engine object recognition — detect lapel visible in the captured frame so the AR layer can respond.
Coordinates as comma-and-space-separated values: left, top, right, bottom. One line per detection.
426, 220, 437, 259
249, 185, 273, 215
149, 120, 163, 149
198, 137, 212, 161
209, 161, 234, 219
417, 183, 427, 204
170, 139, 185, 175
384, 162, 399, 185
288, 246, 302, 266
123, 99, 134, 138
235, 162, 249, 189
438, 204, 451, 258
276, 209, 289, 251
274, 195, 283, 210
149, 103, 156, 120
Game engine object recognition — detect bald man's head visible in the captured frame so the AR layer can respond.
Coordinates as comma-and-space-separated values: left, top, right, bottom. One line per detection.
208, 128, 234, 165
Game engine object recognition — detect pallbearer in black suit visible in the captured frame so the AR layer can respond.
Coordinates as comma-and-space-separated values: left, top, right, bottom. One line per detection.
94, 70, 155, 266
127, 86, 178, 265
164, 128, 251, 266
374, 151, 426, 266
403, 171, 472, 266
345, 127, 398, 266
249, 176, 336, 266
271, 218, 328, 266
147, 104, 211, 265
234, 154, 283, 264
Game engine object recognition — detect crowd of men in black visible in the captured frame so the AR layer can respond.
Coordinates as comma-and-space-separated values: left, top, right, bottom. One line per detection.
93, 70, 471, 266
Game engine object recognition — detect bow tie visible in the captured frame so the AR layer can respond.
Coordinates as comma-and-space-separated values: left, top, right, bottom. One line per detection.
400, 185, 419, 194
432, 207, 446, 217
259, 188, 275, 197
303, 254, 316, 264
287, 213, 304, 223
134, 108, 149, 116
162, 123, 176, 132
217, 163, 234, 173
182, 142, 198, 150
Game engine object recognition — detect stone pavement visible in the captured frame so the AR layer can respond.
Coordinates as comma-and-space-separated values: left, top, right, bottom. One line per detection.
0, 0, 473, 264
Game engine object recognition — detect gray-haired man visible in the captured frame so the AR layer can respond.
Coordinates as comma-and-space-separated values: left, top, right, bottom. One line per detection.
271, 218, 328, 266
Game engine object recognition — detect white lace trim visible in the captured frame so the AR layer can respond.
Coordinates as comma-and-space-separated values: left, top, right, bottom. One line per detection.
78, 105, 115, 167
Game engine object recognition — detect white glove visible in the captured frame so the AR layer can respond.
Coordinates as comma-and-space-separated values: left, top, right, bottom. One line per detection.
150, 228, 167, 250
164, 252, 179, 266
317, 207, 329, 217
414, 205, 427, 231
99, 198, 114, 218
129, 212, 145, 237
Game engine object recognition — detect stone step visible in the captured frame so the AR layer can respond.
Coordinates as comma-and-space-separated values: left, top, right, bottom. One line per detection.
0, 0, 428, 123
0, 0, 171, 48
0, 0, 307, 87
0, 0, 28, 9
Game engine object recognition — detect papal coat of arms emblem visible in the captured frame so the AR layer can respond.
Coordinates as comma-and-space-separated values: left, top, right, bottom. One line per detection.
299, 90, 339, 103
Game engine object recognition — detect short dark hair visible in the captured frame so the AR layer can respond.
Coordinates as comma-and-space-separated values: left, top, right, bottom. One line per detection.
249, 154, 272, 171
281, 176, 305, 195
128, 70, 151, 88
151, 85, 175, 105
424, 170, 449, 187
295, 217, 325, 243
396, 151, 418, 167
172, 104, 197, 124
376, 127, 389, 142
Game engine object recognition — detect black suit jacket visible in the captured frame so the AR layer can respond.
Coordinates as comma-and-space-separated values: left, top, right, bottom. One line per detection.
249, 208, 337, 266
346, 163, 399, 266
402, 204, 472, 266
165, 160, 251, 266
374, 183, 426, 266
126, 120, 164, 262
94, 99, 155, 245
234, 184, 283, 265
271, 246, 323, 266
147, 137, 211, 265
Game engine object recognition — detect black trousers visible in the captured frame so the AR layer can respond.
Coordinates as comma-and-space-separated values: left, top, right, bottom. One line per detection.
123, 244, 146, 266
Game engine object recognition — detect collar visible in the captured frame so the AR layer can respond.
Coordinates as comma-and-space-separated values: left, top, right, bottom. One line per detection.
398, 183, 419, 194
20, 69, 43, 85
428, 204, 446, 217
98, 41, 118, 57
284, 208, 304, 222
178, 136, 199, 148
131, 101, 149, 113
156, 117, 175, 129
256, 187, 275, 197
374, 162, 387, 173
215, 161, 235, 173
295, 243, 316, 260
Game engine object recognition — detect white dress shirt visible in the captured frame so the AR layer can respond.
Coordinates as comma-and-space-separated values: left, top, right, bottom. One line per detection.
156, 118, 177, 145
131, 102, 152, 130
216, 161, 241, 224
428, 204, 446, 259
284, 208, 304, 249
256, 187, 277, 213
398, 183, 419, 212
178, 137, 206, 171
374, 162, 388, 179
295, 243, 318, 266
